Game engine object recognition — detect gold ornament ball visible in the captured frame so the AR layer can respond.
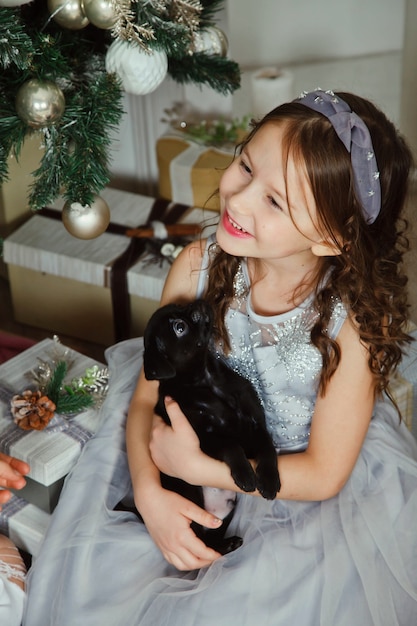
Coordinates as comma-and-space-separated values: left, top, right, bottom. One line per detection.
15, 79, 66, 129
47, 0, 89, 30
82, 0, 117, 29
192, 27, 228, 57
62, 196, 110, 240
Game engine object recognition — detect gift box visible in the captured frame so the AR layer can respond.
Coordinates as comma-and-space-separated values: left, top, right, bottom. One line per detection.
0, 494, 50, 557
156, 134, 234, 210
3, 187, 218, 346
0, 338, 106, 513
0, 133, 44, 239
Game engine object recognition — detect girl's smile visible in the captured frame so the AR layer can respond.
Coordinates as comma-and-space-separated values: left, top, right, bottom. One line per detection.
221, 210, 253, 238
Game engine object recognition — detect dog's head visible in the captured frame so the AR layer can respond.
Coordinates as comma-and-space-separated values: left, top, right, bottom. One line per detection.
143, 299, 214, 381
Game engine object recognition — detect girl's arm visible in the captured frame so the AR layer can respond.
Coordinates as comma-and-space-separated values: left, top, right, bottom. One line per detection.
126, 240, 224, 571
150, 315, 376, 502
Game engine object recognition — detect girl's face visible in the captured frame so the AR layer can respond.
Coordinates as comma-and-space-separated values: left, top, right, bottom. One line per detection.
217, 122, 329, 270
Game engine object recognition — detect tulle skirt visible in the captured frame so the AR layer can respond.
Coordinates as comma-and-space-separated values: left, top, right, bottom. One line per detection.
23, 339, 417, 626
0, 572, 25, 626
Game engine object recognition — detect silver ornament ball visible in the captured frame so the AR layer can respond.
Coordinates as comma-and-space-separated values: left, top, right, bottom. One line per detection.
15, 79, 66, 129
47, 0, 89, 30
82, 0, 117, 29
62, 196, 110, 240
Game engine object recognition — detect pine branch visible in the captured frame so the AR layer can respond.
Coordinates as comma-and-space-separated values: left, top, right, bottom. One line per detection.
0, 8, 34, 71
27, 62, 123, 210
45, 360, 67, 405
55, 393, 94, 415
199, 0, 226, 26
168, 52, 240, 94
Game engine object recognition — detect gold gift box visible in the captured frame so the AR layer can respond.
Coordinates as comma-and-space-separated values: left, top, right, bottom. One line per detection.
156, 134, 235, 211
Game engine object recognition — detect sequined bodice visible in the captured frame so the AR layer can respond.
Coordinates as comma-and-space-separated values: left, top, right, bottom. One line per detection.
197, 241, 347, 452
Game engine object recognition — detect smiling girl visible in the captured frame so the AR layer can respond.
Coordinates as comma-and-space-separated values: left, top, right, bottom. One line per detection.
24, 90, 417, 626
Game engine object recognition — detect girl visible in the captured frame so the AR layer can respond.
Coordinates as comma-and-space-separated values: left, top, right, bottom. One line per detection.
24, 90, 417, 625
0, 452, 29, 626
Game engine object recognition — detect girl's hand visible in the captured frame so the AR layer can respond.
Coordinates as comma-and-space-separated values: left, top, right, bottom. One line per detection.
136, 480, 223, 571
149, 398, 205, 484
0, 452, 30, 508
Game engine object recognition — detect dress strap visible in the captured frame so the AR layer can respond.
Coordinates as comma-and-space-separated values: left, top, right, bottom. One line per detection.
195, 234, 216, 299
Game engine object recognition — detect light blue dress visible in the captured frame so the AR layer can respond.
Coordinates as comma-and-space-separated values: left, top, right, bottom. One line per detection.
23, 242, 417, 625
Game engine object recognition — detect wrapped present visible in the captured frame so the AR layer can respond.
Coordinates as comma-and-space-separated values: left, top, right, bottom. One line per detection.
3, 187, 218, 346
156, 134, 234, 210
0, 338, 106, 513
0, 133, 44, 239
0, 494, 50, 557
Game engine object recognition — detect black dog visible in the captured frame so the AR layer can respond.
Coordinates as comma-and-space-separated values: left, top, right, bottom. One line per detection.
142, 299, 280, 554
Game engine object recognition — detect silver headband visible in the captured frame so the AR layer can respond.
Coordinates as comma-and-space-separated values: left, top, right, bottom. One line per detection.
295, 89, 381, 224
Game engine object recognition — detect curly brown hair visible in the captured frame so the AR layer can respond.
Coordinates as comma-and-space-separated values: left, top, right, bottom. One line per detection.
204, 92, 414, 399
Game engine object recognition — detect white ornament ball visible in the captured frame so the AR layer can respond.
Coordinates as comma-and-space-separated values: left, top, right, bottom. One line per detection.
82, 0, 117, 29
47, 0, 89, 30
62, 196, 110, 239
15, 79, 65, 129
0, 0, 33, 6
106, 39, 168, 96
192, 27, 228, 56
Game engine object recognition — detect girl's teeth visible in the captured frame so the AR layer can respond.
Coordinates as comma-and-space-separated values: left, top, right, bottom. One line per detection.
228, 215, 247, 232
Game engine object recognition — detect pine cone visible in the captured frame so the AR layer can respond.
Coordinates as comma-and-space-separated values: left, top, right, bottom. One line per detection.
11, 390, 56, 431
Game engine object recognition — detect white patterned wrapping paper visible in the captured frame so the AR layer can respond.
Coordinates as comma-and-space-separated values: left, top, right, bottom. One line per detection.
0, 494, 50, 557
0, 339, 105, 486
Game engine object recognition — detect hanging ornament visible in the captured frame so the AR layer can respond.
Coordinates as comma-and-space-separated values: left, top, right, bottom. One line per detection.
62, 195, 110, 239
192, 26, 228, 57
105, 39, 168, 96
82, 0, 118, 30
15, 79, 66, 129
47, 0, 90, 30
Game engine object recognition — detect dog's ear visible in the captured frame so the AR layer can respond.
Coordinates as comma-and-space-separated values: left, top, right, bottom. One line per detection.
143, 348, 176, 380
143, 331, 176, 380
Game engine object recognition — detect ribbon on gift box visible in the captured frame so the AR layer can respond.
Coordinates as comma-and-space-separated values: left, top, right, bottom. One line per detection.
106, 198, 196, 342
0, 494, 25, 537
39, 198, 197, 342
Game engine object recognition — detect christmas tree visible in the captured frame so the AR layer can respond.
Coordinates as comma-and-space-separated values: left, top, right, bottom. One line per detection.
0, 0, 240, 236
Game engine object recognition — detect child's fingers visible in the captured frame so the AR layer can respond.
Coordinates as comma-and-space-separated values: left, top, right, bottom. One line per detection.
0, 462, 28, 490
9, 456, 30, 476
0, 489, 12, 508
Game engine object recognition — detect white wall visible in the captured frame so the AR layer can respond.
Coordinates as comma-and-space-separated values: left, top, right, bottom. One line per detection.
226, 0, 405, 66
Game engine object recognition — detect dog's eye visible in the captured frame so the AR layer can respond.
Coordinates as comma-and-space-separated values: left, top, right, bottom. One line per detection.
172, 319, 188, 337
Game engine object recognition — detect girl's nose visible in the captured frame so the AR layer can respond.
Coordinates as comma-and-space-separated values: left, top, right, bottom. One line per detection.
228, 182, 254, 216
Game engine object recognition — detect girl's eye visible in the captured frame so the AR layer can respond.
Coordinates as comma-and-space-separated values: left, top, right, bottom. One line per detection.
239, 159, 252, 175
172, 319, 188, 337
268, 195, 281, 210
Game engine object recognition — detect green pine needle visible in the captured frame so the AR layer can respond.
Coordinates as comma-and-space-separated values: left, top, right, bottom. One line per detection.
55, 393, 94, 415
45, 360, 67, 405
43, 360, 95, 415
